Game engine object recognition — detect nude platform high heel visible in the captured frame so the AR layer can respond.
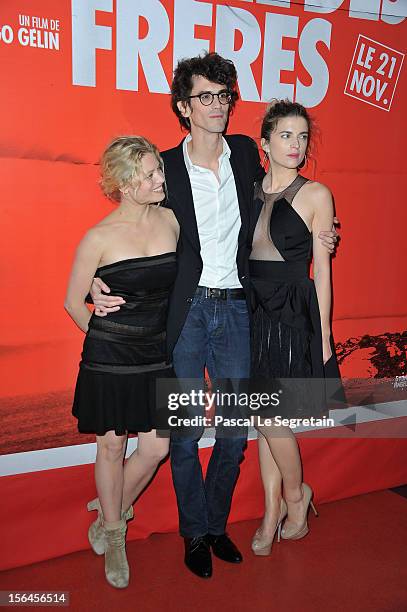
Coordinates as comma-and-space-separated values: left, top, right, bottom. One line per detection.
251, 498, 288, 556
281, 483, 318, 540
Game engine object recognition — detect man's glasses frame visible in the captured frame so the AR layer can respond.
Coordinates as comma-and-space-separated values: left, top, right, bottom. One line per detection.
186, 90, 233, 106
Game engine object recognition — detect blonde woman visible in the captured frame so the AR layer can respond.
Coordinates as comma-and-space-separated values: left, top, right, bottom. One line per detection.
65, 136, 179, 588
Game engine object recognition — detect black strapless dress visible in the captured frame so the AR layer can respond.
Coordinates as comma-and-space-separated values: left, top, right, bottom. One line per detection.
249, 176, 344, 418
72, 252, 177, 435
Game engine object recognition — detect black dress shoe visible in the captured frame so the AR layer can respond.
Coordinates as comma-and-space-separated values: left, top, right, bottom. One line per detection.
184, 536, 212, 578
207, 534, 243, 563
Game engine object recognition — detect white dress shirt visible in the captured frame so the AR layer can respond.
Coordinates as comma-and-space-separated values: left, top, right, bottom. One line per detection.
182, 134, 242, 289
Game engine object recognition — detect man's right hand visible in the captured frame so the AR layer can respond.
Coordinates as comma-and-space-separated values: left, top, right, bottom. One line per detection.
90, 277, 125, 316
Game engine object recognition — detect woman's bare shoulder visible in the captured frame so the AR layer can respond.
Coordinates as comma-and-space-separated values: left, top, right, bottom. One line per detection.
300, 180, 333, 208
156, 205, 176, 218
81, 224, 106, 242
302, 180, 332, 198
79, 215, 124, 252
156, 205, 179, 226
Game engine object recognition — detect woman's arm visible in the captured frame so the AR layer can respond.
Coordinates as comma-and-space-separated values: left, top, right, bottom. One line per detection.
311, 183, 334, 364
64, 229, 104, 332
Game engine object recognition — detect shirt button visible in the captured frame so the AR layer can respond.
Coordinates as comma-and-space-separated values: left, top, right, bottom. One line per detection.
240, 275, 246, 280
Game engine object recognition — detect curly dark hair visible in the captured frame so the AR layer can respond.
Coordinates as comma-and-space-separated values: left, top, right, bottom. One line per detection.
171, 52, 239, 130
261, 99, 316, 162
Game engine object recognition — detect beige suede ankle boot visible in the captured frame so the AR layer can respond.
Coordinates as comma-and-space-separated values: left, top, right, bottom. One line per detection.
104, 519, 129, 589
87, 498, 133, 555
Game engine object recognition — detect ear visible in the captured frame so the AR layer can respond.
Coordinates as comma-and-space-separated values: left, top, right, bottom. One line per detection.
177, 100, 191, 118
260, 137, 269, 153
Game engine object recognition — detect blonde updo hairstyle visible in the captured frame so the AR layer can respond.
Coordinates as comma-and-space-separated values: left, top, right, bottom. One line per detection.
100, 136, 164, 202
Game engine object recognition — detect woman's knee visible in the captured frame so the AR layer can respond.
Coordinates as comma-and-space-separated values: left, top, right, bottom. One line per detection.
97, 432, 127, 462
256, 420, 279, 438
256, 422, 294, 441
148, 445, 169, 466
153, 444, 170, 464
137, 434, 169, 466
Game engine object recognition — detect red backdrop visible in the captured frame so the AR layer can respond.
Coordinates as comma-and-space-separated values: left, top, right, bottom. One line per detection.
0, 0, 406, 454
1, 0, 407, 572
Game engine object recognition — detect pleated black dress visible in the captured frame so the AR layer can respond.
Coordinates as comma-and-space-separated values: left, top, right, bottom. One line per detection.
72, 252, 177, 435
249, 176, 344, 418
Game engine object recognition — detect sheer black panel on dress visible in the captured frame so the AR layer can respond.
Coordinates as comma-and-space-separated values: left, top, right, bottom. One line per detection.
250, 174, 311, 263
248, 175, 344, 419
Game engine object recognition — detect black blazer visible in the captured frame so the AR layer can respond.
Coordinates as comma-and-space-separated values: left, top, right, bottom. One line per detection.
162, 134, 264, 354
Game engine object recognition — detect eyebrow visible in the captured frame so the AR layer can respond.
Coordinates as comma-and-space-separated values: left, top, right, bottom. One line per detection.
194, 88, 229, 95
144, 164, 160, 173
278, 129, 309, 134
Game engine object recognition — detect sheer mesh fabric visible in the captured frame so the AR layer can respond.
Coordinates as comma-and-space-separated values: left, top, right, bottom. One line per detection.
250, 175, 307, 261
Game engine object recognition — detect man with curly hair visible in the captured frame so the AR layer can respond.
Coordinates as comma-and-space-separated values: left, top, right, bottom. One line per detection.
160, 52, 262, 578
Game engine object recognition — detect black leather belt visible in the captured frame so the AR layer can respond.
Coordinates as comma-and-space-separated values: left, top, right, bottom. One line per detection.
196, 286, 246, 300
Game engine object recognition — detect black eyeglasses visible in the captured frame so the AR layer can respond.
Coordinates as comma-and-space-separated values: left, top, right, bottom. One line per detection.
186, 91, 232, 106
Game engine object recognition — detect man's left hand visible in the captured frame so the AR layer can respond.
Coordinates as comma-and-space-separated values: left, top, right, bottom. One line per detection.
318, 216, 340, 253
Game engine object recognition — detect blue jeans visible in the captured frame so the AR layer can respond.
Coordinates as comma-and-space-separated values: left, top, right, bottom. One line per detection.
170, 293, 250, 537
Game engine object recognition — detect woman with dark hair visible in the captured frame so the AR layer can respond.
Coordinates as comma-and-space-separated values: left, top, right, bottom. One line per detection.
249, 100, 342, 555
64, 136, 179, 587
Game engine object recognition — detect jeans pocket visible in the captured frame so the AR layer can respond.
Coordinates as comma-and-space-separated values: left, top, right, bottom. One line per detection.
230, 298, 248, 312
191, 295, 202, 307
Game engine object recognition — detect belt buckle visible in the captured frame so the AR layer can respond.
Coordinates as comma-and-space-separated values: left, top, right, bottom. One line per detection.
209, 288, 227, 300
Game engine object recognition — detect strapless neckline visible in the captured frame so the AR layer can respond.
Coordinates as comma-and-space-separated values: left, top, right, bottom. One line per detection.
97, 252, 176, 273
